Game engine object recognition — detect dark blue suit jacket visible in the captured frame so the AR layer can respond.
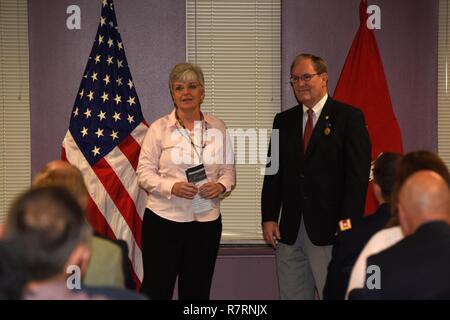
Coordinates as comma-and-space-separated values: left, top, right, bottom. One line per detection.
323, 203, 391, 299
261, 97, 372, 245
348, 221, 450, 299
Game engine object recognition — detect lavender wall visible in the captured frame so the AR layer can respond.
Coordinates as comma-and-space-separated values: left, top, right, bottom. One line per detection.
30, 0, 438, 174
282, 0, 438, 152
29, 0, 185, 176
29, 0, 438, 299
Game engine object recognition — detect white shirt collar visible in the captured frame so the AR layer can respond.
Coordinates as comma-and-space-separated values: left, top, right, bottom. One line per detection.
302, 93, 328, 117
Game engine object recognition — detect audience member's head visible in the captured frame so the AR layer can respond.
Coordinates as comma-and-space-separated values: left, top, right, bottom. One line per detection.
5, 187, 92, 283
397, 170, 450, 236
0, 241, 27, 300
372, 152, 402, 204
32, 160, 88, 211
395, 150, 450, 187
389, 150, 450, 226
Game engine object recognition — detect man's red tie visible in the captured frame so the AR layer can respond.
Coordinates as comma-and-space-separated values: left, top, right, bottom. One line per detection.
303, 109, 314, 153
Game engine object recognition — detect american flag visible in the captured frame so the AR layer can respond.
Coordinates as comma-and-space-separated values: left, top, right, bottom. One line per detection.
62, 0, 147, 286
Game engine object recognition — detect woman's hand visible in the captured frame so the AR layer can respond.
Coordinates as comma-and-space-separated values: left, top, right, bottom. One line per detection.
199, 182, 225, 199
171, 182, 198, 199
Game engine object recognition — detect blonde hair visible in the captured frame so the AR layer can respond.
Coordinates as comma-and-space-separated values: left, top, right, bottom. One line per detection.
32, 161, 89, 211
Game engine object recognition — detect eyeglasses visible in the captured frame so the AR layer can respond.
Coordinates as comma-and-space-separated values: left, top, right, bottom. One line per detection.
290, 73, 320, 84
173, 82, 201, 92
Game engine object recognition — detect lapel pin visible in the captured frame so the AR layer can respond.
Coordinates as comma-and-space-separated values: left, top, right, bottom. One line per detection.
339, 219, 352, 232
324, 115, 332, 136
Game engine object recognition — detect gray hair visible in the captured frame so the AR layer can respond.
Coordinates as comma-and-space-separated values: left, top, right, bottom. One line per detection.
169, 62, 205, 92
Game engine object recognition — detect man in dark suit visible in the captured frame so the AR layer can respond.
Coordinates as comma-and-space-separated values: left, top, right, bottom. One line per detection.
323, 152, 402, 300
349, 170, 450, 299
261, 53, 372, 299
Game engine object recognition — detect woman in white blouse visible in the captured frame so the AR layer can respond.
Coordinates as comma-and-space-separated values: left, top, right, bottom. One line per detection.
137, 63, 235, 300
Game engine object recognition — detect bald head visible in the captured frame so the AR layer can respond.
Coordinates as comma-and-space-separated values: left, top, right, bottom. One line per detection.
398, 170, 450, 235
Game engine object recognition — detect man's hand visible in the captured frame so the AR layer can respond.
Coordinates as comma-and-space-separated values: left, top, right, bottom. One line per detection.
171, 182, 198, 199
199, 182, 225, 199
262, 221, 281, 249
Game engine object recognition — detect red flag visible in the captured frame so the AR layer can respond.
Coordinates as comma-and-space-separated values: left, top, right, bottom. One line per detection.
334, 0, 403, 215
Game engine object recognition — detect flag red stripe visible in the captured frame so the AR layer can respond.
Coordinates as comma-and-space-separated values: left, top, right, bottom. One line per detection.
61, 147, 68, 161
64, 145, 143, 286
63, 145, 122, 240
92, 158, 143, 248
118, 133, 141, 171
86, 192, 143, 287
86, 196, 117, 240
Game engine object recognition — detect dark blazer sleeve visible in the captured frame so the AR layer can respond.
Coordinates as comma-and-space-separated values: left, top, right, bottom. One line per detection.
342, 108, 371, 220
261, 112, 282, 223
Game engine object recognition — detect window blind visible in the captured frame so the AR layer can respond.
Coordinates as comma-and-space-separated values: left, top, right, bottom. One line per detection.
0, 0, 30, 222
186, 0, 281, 241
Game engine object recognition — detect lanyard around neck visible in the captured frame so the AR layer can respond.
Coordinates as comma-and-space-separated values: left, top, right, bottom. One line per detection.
175, 111, 207, 163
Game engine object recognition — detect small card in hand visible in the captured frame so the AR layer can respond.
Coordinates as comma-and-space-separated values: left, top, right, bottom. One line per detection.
185, 163, 213, 215
185, 164, 207, 184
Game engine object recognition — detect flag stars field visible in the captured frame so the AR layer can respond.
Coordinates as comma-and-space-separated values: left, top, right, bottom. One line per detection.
81, 127, 88, 137
91, 146, 101, 156
110, 130, 118, 141
97, 110, 106, 121
127, 96, 136, 106
127, 79, 134, 89
114, 94, 122, 105
84, 108, 92, 119
95, 128, 104, 138
101, 91, 109, 102
113, 111, 121, 122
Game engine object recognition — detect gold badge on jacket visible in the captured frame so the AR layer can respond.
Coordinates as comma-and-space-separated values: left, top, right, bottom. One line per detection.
324, 116, 332, 136
339, 219, 352, 232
